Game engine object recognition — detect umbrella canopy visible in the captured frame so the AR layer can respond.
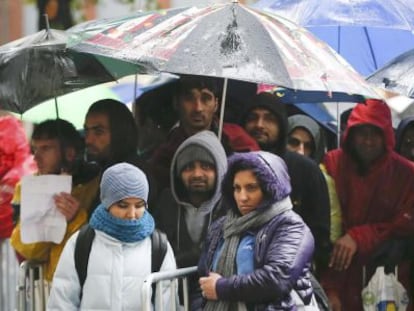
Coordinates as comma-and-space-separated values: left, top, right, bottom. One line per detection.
0, 28, 135, 114
254, 0, 414, 76
69, 3, 379, 103
367, 48, 414, 98
15, 83, 123, 130
14, 73, 178, 129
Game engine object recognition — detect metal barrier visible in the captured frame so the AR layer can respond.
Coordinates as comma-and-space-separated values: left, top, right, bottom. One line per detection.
16, 260, 49, 311
1, 239, 19, 311
141, 266, 198, 311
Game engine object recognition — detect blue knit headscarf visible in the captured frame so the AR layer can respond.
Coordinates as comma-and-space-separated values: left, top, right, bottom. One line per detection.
90, 163, 154, 243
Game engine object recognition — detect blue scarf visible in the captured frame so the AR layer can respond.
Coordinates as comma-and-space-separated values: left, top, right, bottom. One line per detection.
90, 204, 155, 243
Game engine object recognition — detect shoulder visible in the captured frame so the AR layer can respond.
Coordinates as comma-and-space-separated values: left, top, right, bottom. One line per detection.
223, 123, 260, 152
284, 151, 324, 178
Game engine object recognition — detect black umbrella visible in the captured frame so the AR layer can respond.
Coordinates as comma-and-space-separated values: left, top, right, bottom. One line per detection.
0, 27, 117, 114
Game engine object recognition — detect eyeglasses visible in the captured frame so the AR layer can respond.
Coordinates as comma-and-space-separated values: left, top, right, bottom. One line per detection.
287, 136, 313, 151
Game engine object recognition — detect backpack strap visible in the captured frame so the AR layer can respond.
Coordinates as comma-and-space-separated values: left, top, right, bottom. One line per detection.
151, 229, 168, 303
74, 224, 95, 300
74, 226, 167, 304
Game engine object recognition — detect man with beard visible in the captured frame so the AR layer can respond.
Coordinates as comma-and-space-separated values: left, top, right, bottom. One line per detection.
83, 99, 158, 214
321, 99, 414, 311
149, 75, 259, 191
153, 130, 227, 269
153, 131, 228, 308
241, 92, 331, 273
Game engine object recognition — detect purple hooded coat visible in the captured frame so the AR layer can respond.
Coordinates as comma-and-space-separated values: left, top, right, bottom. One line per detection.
197, 151, 315, 310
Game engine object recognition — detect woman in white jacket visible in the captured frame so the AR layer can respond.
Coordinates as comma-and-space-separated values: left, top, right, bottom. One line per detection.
47, 163, 176, 311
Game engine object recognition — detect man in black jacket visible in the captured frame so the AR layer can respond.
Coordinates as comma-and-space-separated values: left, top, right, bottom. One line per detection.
241, 92, 332, 271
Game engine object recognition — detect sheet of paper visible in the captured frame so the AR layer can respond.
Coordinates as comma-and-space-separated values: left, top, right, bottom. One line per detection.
20, 175, 72, 244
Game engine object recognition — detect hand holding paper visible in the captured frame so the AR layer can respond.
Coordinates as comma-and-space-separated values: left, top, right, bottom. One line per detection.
20, 175, 72, 244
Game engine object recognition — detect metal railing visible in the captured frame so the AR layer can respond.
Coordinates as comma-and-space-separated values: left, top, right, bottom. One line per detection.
141, 266, 198, 311
16, 260, 50, 311
1, 239, 19, 311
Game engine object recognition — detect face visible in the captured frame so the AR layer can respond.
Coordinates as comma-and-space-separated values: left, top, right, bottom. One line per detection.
400, 127, 414, 162
244, 108, 280, 147
177, 88, 218, 134
287, 128, 314, 157
32, 138, 62, 175
351, 124, 385, 164
180, 161, 216, 194
84, 113, 111, 163
233, 170, 264, 216
108, 198, 146, 220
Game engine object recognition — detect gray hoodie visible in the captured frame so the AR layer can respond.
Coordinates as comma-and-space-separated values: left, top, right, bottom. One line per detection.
170, 130, 227, 244
288, 114, 326, 163
154, 130, 227, 267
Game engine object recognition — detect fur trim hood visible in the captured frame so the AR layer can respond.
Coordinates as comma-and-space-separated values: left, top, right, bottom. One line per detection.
222, 151, 291, 212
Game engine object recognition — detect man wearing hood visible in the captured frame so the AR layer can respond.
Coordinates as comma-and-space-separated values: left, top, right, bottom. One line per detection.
287, 114, 326, 163
154, 130, 227, 268
322, 99, 414, 311
287, 115, 342, 243
241, 92, 331, 271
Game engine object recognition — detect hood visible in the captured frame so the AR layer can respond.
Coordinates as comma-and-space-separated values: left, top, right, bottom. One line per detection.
240, 92, 288, 155
395, 116, 414, 153
342, 99, 395, 153
288, 114, 325, 163
170, 130, 227, 214
222, 151, 291, 213
0, 116, 31, 177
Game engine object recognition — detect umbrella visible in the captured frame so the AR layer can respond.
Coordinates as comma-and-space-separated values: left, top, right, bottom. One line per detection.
14, 73, 179, 129
14, 83, 124, 130
68, 3, 379, 103
366, 48, 414, 98
254, 0, 414, 76
0, 27, 138, 114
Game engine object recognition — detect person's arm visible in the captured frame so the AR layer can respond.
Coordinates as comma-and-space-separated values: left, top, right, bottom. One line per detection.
46, 232, 81, 311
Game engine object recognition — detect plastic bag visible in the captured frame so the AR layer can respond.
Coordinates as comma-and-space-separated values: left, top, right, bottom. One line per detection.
361, 266, 409, 311
291, 290, 320, 311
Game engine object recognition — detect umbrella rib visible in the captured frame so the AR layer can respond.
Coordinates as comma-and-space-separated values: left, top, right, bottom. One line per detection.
363, 26, 378, 71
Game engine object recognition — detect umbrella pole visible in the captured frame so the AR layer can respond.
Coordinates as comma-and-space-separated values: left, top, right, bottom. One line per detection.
336, 102, 340, 148
132, 73, 138, 117
54, 97, 60, 119
218, 78, 228, 141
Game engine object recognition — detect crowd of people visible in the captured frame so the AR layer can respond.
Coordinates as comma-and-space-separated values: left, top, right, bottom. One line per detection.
1, 75, 414, 311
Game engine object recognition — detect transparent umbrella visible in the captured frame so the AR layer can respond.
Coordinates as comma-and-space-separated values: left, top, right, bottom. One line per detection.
254, 0, 414, 76
68, 2, 378, 102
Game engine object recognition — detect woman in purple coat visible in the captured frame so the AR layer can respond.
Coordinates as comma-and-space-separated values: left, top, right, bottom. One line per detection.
197, 151, 315, 310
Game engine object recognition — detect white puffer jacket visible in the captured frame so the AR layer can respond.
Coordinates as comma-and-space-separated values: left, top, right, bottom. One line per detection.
47, 229, 177, 311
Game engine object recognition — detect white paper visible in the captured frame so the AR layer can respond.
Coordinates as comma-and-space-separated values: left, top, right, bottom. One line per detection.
20, 175, 72, 244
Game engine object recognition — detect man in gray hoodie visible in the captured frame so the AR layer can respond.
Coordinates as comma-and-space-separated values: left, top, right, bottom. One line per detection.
153, 130, 227, 268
